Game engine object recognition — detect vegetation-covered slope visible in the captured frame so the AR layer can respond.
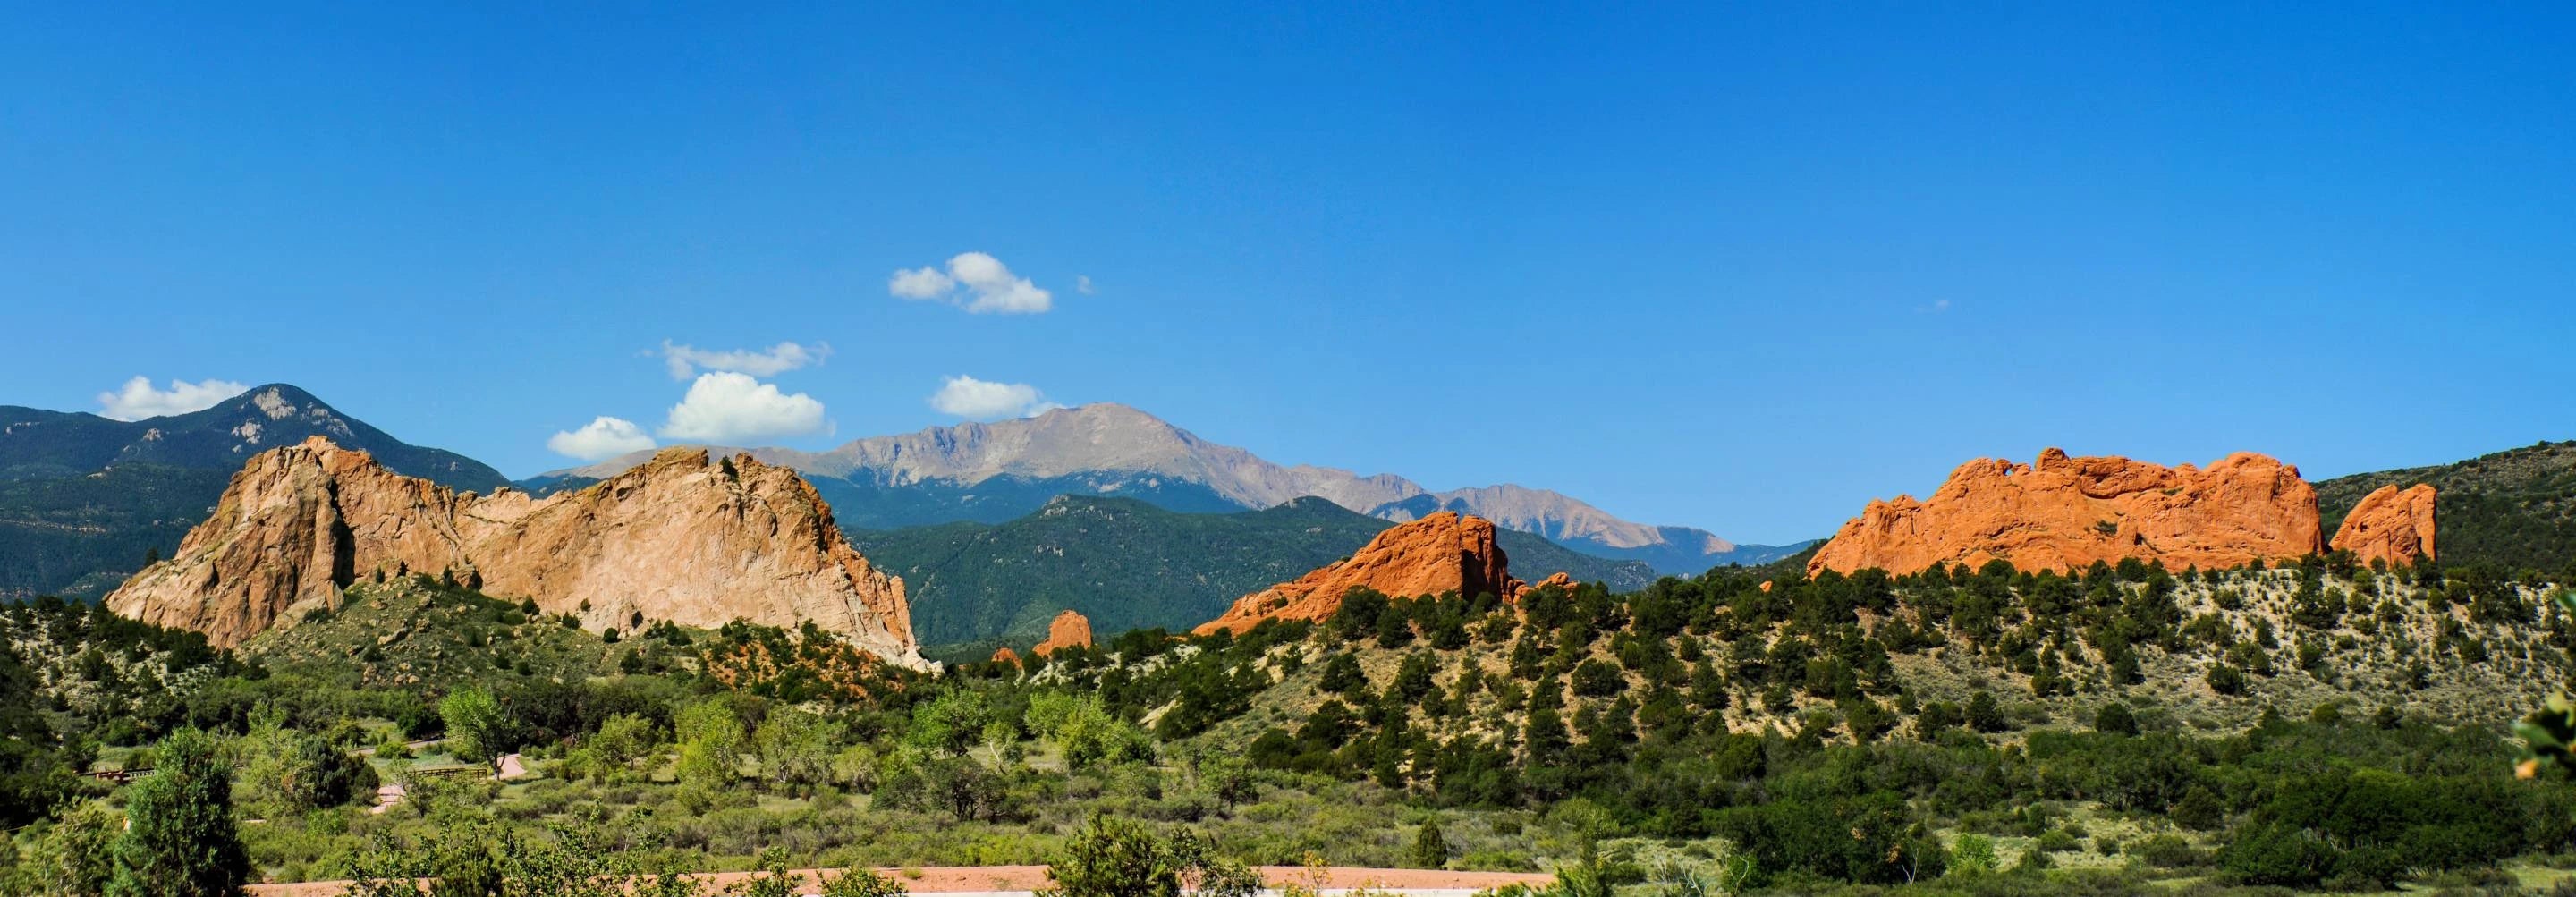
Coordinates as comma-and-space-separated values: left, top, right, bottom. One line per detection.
853, 495, 1657, 651
1007, 554, 2574, 888
2318, 439, 2576, 576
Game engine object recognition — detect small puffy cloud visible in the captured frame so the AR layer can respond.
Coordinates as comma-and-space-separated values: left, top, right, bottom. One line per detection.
888, 251, 1054, 314
97, 377, 250, 421
547, 416, 657, 461
659, 372, 828, 443
928, 375, 1063, 419
1076, 275, 1096, 295
658, 340, 829, 379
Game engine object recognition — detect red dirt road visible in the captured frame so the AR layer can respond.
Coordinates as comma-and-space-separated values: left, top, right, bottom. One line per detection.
246, 864, 1554, 895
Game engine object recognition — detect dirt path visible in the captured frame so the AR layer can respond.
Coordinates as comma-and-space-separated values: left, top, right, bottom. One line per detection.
247, 864, 1553, 895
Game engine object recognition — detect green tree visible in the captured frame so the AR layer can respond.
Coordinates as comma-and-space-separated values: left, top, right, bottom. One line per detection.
2094, 702, 2139, 737
1040, 815, 1184, 897
1965, 691, 2008, 732
905, 690, 994, 757
818, 867, 911, 897
1318, 653, 1367, 694
6, 800, 120, 897
106, 728, 249, 897
438, 685, 506, 763
1411, 819, 1450, 869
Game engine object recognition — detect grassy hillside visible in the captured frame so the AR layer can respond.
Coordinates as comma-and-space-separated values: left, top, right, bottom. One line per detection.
2318, 439, 2576, 575
853, 495, 1657, 652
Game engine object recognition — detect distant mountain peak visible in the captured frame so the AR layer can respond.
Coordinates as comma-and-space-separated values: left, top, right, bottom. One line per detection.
551, 402, 1782, 574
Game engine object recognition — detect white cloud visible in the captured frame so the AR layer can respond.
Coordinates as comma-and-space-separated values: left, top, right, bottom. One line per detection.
888, 266, 954, 300
659, 372, 828, 443
928, 375, 1063, 419
887, 251, 1054, 314
1076, 275, 1096, 295
658, 340, 829, 380
547, 416, 657, 461
97, 377, 250, 421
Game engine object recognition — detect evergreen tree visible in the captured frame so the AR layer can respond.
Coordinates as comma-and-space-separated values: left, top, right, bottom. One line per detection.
106, 728, 248, 897
1411, 819, 1450, 869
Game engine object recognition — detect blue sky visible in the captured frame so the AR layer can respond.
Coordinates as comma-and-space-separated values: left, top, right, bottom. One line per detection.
4, 4, 2571, 544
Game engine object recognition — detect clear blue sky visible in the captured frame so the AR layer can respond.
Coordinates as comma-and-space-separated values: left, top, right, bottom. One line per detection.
4, 4, 2571, 544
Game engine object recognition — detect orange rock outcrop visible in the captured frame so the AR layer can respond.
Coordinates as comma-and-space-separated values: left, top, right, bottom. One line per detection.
990, 647, 1021, 666
106, 437, 928, 668
1033, 609, 1094, 656
1194, 512, 1523, 635
1807, 449, 2326, 576
2330, 484, 2437, 567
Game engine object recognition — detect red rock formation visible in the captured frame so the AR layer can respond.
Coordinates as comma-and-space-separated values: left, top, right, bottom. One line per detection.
1530, 571, 1576, 594
1194, 512, 1523, 635
1033, 609, 1094, 656
2331, 484, 2437, 567
990, 647, 1021, 666
1808, 449, 2325, 576
107, 437, 928, 668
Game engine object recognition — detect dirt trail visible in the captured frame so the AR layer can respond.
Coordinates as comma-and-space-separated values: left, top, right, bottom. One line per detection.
246, 864, 1553, 895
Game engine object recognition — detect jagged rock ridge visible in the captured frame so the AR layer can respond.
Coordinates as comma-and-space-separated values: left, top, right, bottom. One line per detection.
1194, 512, 1529, 636
106, 437, 927, 668
1808, 449, 2342, 576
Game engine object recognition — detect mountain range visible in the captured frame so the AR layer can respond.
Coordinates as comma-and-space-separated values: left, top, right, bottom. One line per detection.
539, 402, 1809, 573
0, 385, 505, 599
852, 494, 1656, 655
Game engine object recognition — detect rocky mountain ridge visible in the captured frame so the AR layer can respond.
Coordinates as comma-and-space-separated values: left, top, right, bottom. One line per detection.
105, 437, 927, 668
0, 383, 504, 490
545, 403, 1790, 574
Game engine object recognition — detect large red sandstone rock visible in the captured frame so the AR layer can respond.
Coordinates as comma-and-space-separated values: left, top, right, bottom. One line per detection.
1033, 609, 1094, 656
2330, 484, 2437, 567
106, 437, 927, 668
1194, 512, 1523, 636
1807, 448, 2326, 576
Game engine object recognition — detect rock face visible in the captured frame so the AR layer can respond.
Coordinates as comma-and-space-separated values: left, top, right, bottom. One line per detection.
1808, 449, 2326, 576
106, 437, 928, 668
2330, 484, 2438, 567
990, 647, 1021, 666
1033, 609, 1094, 656
1195, 512, 1523, 635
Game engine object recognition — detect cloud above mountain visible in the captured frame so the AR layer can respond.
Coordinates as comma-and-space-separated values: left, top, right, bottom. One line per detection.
660, 372, 827, 442
96, 377, 250, 421
889, 251, 1054, 314
928, 376, 1062, 419
658, 340, 829, 379
547, 416, 657, 461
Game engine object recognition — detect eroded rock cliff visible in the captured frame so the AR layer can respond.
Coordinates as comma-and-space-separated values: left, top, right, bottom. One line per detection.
2330, 483, 2438, 567
106, 437, 927, 668
1195, 512, 1522, 635
1033, 609, 1094, 656
1807, 449, 2326, 576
